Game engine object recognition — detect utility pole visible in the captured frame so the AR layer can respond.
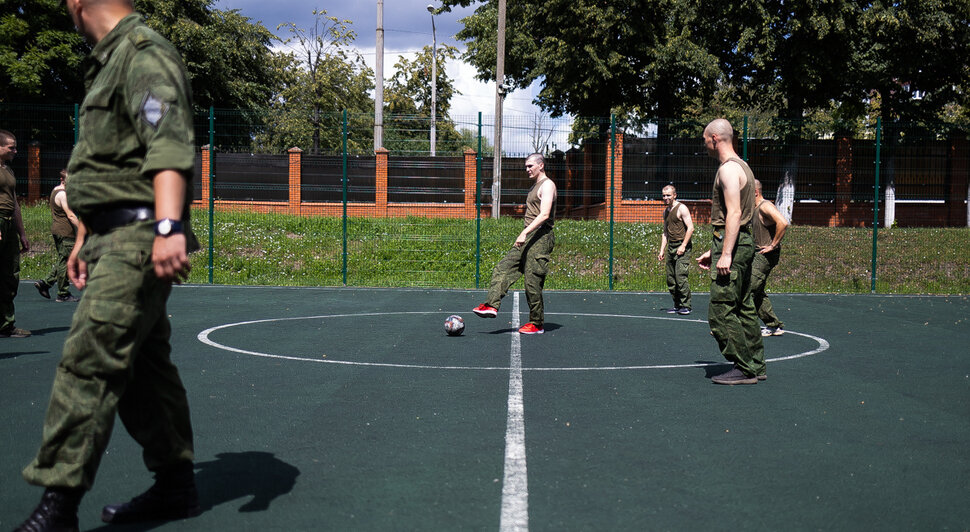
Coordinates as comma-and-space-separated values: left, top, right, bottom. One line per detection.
492, 0, 506, 218
374, 0, 384, 151
428, 5, 437, 156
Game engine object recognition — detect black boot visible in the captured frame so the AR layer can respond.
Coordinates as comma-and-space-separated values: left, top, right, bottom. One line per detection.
101, 461, 201, 524
15, 487, 83, 532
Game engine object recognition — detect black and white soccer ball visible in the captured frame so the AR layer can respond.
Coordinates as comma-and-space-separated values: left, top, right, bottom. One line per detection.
444, 314, 465, 336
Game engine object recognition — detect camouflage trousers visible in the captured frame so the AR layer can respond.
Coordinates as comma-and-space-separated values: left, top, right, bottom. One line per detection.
43, 235, 76, 298
751, 249, 784, 329
0, 213, 20, 332
485, 227, 555, 327
665, 240, 692, 310
23, 223, 194, 490
708, 230, 765, 377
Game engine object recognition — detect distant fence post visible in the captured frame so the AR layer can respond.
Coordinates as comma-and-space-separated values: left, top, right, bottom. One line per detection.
27, 142, 41, 202
375, 147, 389, 217
948, 137, 969, 227
834, 135, 853, 226
287, 147, 302, 215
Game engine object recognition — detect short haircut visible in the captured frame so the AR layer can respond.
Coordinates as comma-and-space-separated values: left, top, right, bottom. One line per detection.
0, 129, 15, 144
526, 153, 545, 166
662, 185, 676, 195
704, 119, 734, 142
60, 169, 69, 180
754, 178, 763, 193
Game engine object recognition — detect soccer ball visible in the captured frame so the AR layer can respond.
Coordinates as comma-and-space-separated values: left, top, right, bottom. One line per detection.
444, 314, 465, 336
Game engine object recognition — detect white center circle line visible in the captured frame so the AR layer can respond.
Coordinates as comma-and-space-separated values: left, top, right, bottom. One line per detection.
197, 311, 829, 371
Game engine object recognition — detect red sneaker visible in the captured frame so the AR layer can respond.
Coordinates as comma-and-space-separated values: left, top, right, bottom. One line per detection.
518, 323, 544, 335
472, 304, 498, 318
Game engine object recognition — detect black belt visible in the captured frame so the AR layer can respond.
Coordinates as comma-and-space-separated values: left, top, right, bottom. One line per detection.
85, 206, 154, 234
712, 225, 751, 240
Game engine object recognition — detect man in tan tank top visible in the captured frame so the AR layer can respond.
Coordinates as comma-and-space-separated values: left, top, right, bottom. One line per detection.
751, 179, 788, 336
658, 185, 694, 314
473, 153, 557, 334
697, 119, 765, 384
35, 170, 80, 302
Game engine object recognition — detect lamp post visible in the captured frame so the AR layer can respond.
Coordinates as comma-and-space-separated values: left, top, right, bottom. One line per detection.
427, 4, 437, 157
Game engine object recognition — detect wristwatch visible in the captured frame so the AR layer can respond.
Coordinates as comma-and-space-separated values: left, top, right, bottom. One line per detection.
154, 218, 184, 237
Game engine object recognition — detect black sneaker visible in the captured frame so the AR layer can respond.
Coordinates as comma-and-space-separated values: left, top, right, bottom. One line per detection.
677, 307, 691, 315
15, 487, 82, 532
34, 281, 51, 299
711, 366, 758, 385
665, 308, 679, 314
55, 295, 80, 303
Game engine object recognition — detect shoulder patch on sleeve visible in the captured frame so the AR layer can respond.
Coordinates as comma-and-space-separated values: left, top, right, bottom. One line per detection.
139, 91, 170, 130
128, 28, 153, 49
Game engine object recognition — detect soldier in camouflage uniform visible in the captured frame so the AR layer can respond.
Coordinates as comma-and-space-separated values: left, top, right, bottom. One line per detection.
0, 129, 31, 338
697, 119, 765, 385
17, 1, 200, 530
35, 170, 81, 302
473, 153, 557, 334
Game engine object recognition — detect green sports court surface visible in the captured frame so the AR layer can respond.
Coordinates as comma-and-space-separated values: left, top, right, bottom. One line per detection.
2, 285, 968, 530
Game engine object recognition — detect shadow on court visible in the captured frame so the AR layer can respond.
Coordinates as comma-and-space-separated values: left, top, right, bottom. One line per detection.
2, 284, 968, 531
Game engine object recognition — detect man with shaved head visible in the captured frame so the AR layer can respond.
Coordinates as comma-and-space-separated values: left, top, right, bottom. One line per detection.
16, 0, 200, 529
697, 119, 766, 385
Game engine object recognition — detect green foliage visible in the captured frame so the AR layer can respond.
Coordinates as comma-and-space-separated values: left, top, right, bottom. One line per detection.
0, 0, 85, 104
383, 45, 465, 154
259, 10, 374, 155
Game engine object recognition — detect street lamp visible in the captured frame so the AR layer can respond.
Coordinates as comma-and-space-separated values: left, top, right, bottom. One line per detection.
427, 4, 437, 157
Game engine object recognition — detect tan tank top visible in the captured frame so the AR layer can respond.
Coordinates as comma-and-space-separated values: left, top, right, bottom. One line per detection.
50, 187, 75, 237
664, 201, 688, 242
0, 165, 15, 213
710, 157, 755, 228
524, 177, 555, 228
752, 198, 778, 249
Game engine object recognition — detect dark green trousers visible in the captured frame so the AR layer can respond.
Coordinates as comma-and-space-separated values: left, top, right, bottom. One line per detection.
485, 228, 555, 327
708, 230, 765, 377
23, 223, 194, 490
751, 249, 783, 329
665, 240, 692, 310
0, 214, 20, 332
44, 234, 76, 298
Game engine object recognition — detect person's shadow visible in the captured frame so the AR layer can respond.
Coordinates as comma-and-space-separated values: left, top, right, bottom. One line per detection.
195, 451, 300, 512
86, 451, 299, 531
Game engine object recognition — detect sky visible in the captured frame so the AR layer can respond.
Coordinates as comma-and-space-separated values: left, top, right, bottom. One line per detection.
211, 0, 549, 122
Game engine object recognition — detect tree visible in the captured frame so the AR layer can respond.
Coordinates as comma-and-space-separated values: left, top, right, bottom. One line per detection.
262, 10, 373, 155
1, 0, 284, 112
0, 0, 85, 104
383, 45, 464, 154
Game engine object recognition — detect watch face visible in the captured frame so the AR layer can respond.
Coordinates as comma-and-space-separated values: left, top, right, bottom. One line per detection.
157, 219, 172, 235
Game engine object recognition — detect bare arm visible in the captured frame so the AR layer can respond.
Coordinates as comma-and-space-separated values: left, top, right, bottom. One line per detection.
715, 165, 742, 275
676, 203, 694, 256
13, 194, 28, 252
152, 170, 191, 282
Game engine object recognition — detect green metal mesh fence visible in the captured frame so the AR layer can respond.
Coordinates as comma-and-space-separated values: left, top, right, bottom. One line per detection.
3, 103, 968, 293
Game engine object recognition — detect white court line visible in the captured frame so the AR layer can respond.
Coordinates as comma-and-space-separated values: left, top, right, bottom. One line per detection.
500, 292, 529, 532
197, 311, 830, 371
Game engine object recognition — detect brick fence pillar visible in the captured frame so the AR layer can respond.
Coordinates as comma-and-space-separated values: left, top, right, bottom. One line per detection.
606, 132, 624, 220
463, 148, 477, 219
288, 147, 302, 215
376, 147, 389, 217
201, 145, 212, 204
28, 142, 41, 202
